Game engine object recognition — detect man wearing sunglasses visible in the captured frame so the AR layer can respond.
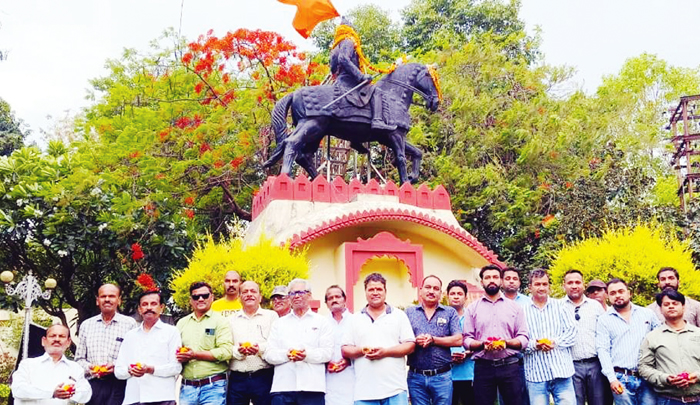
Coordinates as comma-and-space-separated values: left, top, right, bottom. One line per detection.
562, 270, 609, 405
265, 279, 333, 405
176, 282, 233, 405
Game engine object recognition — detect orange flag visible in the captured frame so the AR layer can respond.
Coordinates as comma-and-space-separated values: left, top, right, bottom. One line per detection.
277, 0, 340, 39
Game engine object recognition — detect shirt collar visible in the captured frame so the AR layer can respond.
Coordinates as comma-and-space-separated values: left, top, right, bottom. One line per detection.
138, 319, 163, 331
563, 296, 591, 306
361, 304, 393, 316
291, 308, 314, 319
235, 306, 263, 319
481, 293, 505, 303
97, 313, 122, 323
417, 303, 446, 312
39, 352, 70, 365
661, 322, 692, 334
190, 309, 213, 320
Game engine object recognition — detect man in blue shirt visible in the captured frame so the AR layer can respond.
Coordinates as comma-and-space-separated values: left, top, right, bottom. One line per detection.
406, 275, 462, 405
596, 278, 660, 405
447, 280, 474, 405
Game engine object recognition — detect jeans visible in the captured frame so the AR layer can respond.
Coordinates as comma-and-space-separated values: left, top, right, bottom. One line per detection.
526, 377, 576, 405
270, 391, 325, 405
354, 391, 409, 405
226, 368, 273, 405
408, 370, 453, 405
657, 398, 700, 405
179, 379, 227, 405
612, 373, 656, 405
572, 359, 611, 405
473, 358, 526, 405
452, 380, 474, 405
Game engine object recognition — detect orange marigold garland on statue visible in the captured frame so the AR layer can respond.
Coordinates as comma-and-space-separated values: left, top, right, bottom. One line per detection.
426, 64, 443, 104
331, 25, 397, 75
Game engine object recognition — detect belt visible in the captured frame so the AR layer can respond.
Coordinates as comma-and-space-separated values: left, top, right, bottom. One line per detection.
230, 368, 273, 378
476, 355, 520, 367
658, 393, 700, 404
613, 367, 639, 377
182, 373, 227, 387
573, 357, 598, 363
409, 364, 452, 376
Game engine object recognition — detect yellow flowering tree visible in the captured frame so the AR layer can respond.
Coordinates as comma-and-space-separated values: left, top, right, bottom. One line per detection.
169, 235, 309, 311
549, 223, 700, 305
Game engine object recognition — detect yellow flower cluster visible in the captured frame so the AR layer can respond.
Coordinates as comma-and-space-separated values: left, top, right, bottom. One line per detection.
427, 64, 443, 103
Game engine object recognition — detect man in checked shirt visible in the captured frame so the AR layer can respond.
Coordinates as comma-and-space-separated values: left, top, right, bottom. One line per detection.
75, 283, 137, 405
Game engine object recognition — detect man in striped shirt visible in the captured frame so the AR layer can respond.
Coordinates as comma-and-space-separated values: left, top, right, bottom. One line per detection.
522, 269, 577, 405
595, 278, 660, 405
561, 270, 610, 405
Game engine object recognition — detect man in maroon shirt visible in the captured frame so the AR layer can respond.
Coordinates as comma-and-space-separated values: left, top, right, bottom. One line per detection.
463, 265, 529, 405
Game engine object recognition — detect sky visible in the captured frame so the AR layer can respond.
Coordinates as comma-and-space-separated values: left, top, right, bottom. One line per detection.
2, 0, 700, 141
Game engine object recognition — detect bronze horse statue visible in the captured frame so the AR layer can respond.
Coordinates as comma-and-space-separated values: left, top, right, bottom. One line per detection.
263, 63, 440, 184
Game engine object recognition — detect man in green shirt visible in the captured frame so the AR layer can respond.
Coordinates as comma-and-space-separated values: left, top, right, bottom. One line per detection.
639, 289, 700, 404
176, 281, 233, 405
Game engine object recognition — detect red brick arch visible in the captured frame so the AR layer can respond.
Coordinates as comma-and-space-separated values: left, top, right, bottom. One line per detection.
343, 231, 423, 310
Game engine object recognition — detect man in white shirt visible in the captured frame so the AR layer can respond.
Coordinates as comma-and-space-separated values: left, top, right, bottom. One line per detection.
228, 280, 278, 405
114, 290, 182, 405
264, 278, 333, 405
12, 324, 93, 405
324, 285, 354, 405
342, 272, 416, 405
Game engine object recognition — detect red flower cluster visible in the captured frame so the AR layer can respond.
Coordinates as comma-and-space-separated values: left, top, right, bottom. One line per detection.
184, 196, 195, 206
131, 243, 144, 261
136, 273, 158, 292
184, 209, 195, 219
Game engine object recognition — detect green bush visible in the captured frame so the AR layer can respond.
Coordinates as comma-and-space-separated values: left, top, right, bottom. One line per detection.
0, 383, 10, 405
170, 235, 309, 311
550, 222, 700, 305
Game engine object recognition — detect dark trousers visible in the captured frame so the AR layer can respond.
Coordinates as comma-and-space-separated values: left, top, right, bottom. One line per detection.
88, 375, 127, 405
131, 402, 176, 405
270, 391, 325, 405
227, 368, 274, 405
474, 359, 525, 405
572, 358, 612, 405
452, 380, 474, 405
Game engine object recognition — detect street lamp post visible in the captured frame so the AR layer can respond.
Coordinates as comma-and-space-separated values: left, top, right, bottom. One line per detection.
1, 270, 55, 359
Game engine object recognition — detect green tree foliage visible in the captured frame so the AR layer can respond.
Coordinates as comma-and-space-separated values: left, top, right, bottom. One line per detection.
0, 28, 324, 324
312, 5, 403, 63
169, 235, 309, 311
549, 223, 700, 305
0, 145, 193, 324
0, 98, 26, 156
401, 0, 537, 61
406, 34, 699, 270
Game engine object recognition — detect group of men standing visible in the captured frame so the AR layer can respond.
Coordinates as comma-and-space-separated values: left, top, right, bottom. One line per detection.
9, 266, 700, 405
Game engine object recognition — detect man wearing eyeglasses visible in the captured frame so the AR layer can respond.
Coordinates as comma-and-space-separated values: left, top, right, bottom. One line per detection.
561, 270, 609, 405
264, 278, 334, 405
176, 281, 233, 405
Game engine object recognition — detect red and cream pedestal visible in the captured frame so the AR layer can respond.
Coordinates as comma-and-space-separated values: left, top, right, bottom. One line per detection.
246, 175, 502, 312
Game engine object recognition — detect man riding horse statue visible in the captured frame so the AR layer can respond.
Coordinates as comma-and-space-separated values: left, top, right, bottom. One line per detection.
263, 17, 442, 184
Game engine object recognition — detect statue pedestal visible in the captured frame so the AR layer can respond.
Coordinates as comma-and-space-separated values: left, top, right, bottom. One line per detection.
246, 175, 500, 311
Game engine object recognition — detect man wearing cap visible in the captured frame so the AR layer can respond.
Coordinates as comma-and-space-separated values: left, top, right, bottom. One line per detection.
586, 280, 609, 311
228, 280, 278, 405
211, 271, 242, 317
270, 285, 291, 318
561, 270, 609, 405
639, 289, 700, 405
12, 324, 93, 405
647, 267, 700, 326
176, 281, 234, 405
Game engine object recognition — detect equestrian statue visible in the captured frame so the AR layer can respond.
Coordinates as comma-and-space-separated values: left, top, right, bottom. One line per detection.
263, 17, 442, 184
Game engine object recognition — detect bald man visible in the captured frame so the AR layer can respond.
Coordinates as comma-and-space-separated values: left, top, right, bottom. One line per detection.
12, 325, 92, 404
212, 271, 243, 316
75, 283, 136, 405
